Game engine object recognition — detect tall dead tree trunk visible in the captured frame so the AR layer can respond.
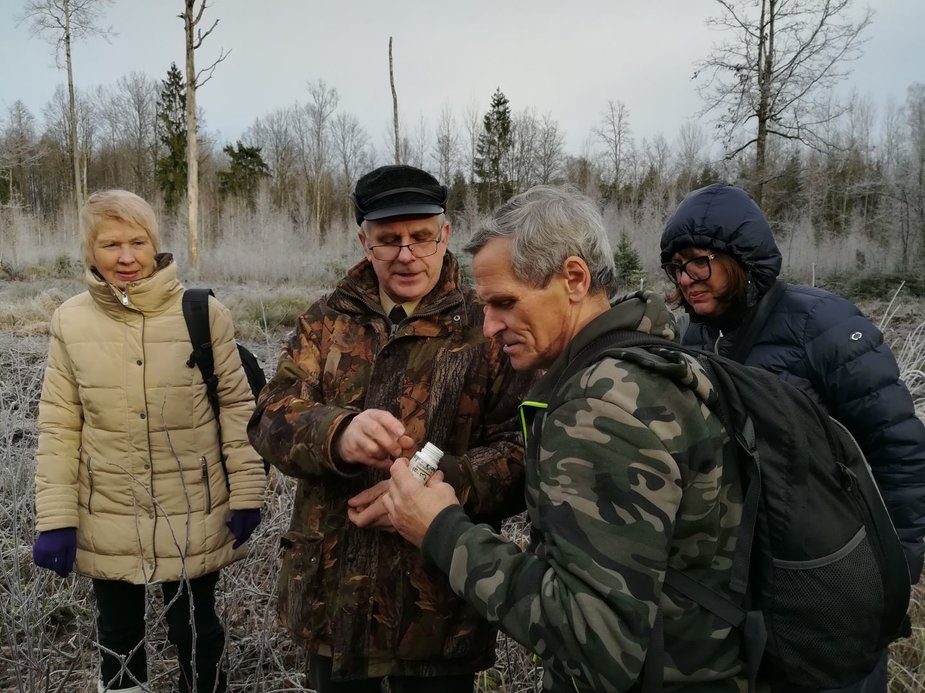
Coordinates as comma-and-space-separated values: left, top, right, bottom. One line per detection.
389, 37, 400, 165
180, 0, 227, 273
183, 0, 200, 271
63, 0, 83, 217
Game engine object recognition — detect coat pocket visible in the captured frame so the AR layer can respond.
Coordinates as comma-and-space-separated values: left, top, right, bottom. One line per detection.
200, 456, 212, 514
84, 454, 95, 515
278, 531, 325, 640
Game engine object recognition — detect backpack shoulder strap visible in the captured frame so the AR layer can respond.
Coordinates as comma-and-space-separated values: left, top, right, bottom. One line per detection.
546, 329, 680, 410
183, 288, 219, 420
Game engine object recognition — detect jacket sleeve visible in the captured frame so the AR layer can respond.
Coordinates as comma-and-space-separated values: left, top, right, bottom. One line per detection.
208, 297, 265, 509
422, 380, 684, 691
439, 340, 536, 522
35, 309, 83, 532
247, 305, 358, 480
803, 304, 925, 581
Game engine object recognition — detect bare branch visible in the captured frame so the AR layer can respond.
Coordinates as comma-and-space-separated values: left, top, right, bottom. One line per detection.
195, 48, 231, 88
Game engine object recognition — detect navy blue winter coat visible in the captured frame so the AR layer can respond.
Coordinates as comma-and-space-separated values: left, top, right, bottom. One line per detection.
661, 183, 925, 581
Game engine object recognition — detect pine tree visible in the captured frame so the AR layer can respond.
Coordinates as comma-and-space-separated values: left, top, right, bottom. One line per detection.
155, 63, 187, 212
217, 142, 270, 209
474, 88, 513, 209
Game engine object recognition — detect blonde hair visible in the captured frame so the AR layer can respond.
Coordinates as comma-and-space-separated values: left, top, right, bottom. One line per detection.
80, 190, 160, 267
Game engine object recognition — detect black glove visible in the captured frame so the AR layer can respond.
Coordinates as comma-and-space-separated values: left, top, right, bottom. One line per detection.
227, 509, 261, 549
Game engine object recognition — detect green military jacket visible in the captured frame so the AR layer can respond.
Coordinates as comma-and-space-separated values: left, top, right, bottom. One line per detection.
423, 291, 752, 692
248, 252, 534, 679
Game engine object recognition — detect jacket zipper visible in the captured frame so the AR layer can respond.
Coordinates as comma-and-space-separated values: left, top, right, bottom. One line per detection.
86, 455, 95, 514
200, 456, 212, 514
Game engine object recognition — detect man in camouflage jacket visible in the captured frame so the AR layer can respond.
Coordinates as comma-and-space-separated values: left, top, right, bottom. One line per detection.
247, 165, 534, 691
383, 185, 757, 692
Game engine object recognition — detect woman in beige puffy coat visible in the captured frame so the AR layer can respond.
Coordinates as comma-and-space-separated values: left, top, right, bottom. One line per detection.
32, 190, 266, 693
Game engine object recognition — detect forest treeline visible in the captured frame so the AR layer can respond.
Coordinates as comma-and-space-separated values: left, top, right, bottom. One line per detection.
3, 0, 925, 285
3, 71, 925, 272
3, 77, 924, 243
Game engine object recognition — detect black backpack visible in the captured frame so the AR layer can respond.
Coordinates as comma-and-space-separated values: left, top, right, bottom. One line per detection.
182, 288, 269, 475
546, 328, 911, 691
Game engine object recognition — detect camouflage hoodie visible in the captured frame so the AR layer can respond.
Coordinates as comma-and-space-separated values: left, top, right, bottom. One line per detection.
421, 291, 753, 692
248, 252, 535, 679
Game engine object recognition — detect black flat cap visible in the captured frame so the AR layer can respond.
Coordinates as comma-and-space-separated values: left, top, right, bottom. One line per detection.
351, 165, 448, 226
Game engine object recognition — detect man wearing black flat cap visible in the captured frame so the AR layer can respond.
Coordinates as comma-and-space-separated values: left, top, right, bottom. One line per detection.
249, 164, 535, 692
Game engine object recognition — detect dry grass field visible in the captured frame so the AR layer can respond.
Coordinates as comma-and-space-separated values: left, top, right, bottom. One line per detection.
1, 278, 923, 692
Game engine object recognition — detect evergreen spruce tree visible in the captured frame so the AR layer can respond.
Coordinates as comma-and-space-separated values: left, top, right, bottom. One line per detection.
217, 141, 270, 209
474, 88, 513, 209
613, 233, 645, 289
155, 63, 187, 212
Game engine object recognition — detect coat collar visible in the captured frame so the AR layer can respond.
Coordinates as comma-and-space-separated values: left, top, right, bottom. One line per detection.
332, 251, 465, 320
529, 290, 679, 402
86, 253, 183, 317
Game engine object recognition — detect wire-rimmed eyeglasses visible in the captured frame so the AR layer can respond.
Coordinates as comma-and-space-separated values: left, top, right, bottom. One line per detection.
367, 235, 444, 262
661, 254, 716, 285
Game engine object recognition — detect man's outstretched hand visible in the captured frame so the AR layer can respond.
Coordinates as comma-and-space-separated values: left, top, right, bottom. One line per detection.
382, 459, 459, 547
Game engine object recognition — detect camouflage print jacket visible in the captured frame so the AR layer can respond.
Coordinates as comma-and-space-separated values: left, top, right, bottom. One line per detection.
422, 291, 755, 692
247, 252, 535, 680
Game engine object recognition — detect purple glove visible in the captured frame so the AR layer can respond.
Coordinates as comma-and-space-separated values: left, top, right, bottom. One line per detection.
33, 527, 78, 577
227, 509, 261, 549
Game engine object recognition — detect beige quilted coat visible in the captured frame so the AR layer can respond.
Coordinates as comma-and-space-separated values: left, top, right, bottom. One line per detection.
35, 255, 265, 584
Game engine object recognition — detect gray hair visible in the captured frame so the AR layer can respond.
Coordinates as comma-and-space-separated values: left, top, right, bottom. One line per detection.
464, 185, 618, 295
80, 189, 159, 267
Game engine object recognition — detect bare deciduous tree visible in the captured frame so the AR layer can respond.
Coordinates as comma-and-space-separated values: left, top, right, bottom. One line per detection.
675, 121, 708, 193
306, 79, 338, 240
180, 0, 229, 271
331, 111, 369, 222
595, 100, 633, 196
19, 0, 113, 216
246, 107, 298, 209
0, 101, 44, 206
695, 0, 872, 205
536, 113, 565, 185
432, 105, 461, 186
462, 99, 481, 184
118, 72, 159, 196
508, 109, 539, 193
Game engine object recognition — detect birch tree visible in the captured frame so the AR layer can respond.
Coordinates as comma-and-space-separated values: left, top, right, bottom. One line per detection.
19, 0, 112, 216
695, 0, 872, 205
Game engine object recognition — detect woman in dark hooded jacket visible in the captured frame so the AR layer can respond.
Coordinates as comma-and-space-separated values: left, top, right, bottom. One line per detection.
659, 182, 925, 693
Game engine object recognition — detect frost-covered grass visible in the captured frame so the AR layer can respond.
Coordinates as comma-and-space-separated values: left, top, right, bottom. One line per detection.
2, 277, 923, 691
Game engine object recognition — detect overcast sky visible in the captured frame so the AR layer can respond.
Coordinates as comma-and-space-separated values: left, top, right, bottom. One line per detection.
1, 0, 922, 159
